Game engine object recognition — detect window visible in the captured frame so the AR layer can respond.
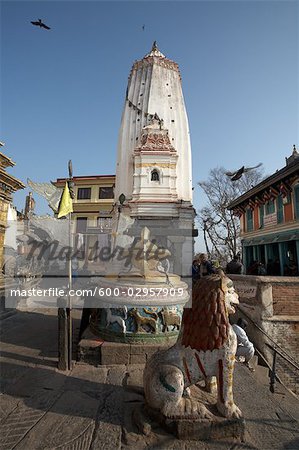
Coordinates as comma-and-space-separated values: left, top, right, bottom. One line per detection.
265, 200, 275, 215
77, 188, 91, 200
294, 185, 299, 220
246, 209, 253, 232
98, 216, 112, 230
276, 195, 284, 224
151, 170, 159, 181
76, 217, 87, 233
259, 205, 264, 228
283, 193, 291, 204
99, 187, 114, 199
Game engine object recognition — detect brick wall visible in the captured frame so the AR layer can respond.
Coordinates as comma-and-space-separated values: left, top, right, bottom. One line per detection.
272, 283, 299, 315
229, 274, 299, 394
263, 319, 299, 394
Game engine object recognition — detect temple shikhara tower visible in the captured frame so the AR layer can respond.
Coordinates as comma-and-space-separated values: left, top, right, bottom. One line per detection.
114, 42, 194, 276
115, 41, 192, 206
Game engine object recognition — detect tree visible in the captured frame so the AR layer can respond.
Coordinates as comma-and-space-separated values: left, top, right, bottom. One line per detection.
197, 166, 264, 263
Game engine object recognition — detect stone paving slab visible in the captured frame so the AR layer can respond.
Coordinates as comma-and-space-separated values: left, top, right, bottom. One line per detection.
0, 394, 20, 422
14, 390, 98, 450
233, 363, 299, 449
0, 389, 63, 450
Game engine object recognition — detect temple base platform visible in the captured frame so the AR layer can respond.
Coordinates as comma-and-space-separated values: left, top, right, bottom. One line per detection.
78, 326, 175, 366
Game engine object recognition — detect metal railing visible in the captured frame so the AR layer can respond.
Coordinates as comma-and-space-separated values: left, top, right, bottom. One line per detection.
265, 342, 299, 394
237, 308, 299, 394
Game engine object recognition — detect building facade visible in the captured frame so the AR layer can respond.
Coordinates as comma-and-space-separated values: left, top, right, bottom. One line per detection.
53, 175, 115, 264
0, 150, 25, 276
228, 146, 299, 275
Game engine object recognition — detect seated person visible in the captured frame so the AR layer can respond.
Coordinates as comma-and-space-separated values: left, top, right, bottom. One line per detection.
232, 318, 255, 370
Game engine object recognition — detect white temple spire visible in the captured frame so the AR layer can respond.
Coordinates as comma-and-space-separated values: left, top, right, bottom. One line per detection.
115, 43, 192, 203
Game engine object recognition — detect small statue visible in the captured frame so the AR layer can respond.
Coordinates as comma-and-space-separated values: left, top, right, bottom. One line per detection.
129, 308, 157, 333
27, 178, 63, 213
143, 271, 242, 419
122, 227, 171, 278
105, 307, 127, 334
160, 307, 181, 332
24, 192, 35, 219
147, 113, 164, 130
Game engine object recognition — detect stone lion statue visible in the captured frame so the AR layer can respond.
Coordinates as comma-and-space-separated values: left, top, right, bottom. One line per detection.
143, 271, 242, 419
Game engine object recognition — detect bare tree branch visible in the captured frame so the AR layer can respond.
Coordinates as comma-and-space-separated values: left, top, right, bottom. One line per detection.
197, 166, 265, 263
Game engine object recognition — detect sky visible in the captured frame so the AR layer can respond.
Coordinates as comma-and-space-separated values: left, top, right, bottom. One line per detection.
1, 0, 298, 251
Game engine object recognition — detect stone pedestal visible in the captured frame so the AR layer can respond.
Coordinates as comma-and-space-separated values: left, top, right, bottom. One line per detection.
144, 405, 245, 441
133, 382, 246, 442
77, 327, 104, 365
87, 274, 189, 345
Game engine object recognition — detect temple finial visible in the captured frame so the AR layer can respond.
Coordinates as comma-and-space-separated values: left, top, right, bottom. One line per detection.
285, 144, 299, 165
144, 41, 165, 58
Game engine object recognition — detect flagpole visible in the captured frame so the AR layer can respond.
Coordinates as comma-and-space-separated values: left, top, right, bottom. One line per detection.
67, 160, 73, 370
57, 163, 74, 371
66, 211, 72, 370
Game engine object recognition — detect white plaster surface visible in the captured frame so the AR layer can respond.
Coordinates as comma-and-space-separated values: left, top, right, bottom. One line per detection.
115, 45, 192, 202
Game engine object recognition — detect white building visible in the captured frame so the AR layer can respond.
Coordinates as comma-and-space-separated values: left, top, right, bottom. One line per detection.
114, 42, 195, 278
115, 42, 192, 204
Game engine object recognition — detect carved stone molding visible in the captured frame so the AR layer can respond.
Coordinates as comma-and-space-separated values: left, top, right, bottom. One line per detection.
137, 129, 176, 153
131, 57, 181, 79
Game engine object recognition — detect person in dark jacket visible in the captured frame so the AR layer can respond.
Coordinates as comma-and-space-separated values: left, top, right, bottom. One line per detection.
247, 260, 259, 275
192, 259, 200, 282
198, 253, 215, 277
226, 255, 243, 274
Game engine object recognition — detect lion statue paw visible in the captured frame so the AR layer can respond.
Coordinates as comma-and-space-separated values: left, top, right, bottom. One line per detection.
217, 401, 243, 419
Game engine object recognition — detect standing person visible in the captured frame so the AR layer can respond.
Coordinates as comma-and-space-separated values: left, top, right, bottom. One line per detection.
198, 253, 215, 278
192, 259, 200, 282
226, 255, 243, 274
266, 259, 274, 275
232, 318, 255, 370
247, 260, 259, 275
258, 262, 267, 275
272, 258, 281, 276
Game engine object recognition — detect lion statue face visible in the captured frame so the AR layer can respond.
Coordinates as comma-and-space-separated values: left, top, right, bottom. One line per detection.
221, 276, 239, 315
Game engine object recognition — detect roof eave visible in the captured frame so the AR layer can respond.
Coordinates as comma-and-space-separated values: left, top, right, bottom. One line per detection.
228, 160, 299, 210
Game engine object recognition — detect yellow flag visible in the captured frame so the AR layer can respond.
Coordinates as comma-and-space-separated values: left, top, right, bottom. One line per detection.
57, 182, 73, 218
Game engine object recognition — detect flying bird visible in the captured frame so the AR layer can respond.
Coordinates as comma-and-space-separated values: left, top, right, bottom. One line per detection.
31, 19, 51, 30
142, 24, 145, 31
225, 163, 262, 181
